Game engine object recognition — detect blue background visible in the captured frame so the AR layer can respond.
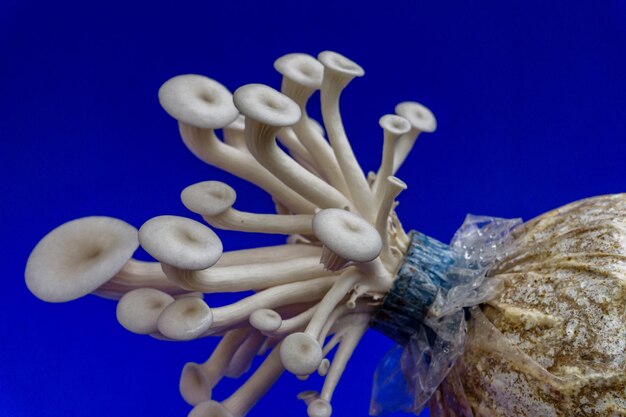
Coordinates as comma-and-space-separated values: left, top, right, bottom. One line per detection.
1, 1, 625, 416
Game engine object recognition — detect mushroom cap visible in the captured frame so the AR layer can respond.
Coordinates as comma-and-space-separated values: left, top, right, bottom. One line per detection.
312, 209, 382, 263
180, 181, 237, 218
274, 53, 324, 90
379, 114, 411, 136
158, 74, 239, 129
25, 216, 138, 303
395, 101, 437, 133
317, 51, 365, 78
116, 288, 174, 334
280, 332, 323, 376
249, 309, 282, 333
233, 84, 301, 127
308, 398, 332, 417
157, 297, 213, 341
188, 400, 234, 417
139, 215, 223, 270
180, 362, 213, 405
386, 175, 408, 191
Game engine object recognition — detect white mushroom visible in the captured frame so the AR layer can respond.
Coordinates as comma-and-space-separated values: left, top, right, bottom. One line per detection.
159, 74, 315, 214
161, 256, 330, 293
181, 181, 314, 235
375, 176, 408, 268
222, 114, 246, 150
392, 101, 437, 174
234, 83, 354, 211
157, 296, 214, 341
274, 53, 350, 196
159, 74, 239, 129
372, 114, 411, 202
312, 208, 382, 271
116, 288, 175, 334
318, 51, 374, 221
307, 398, 332, 417
180, 328, 251, 405
138, 215, 223, 271
280, 332, 324, 376
249, 308, 283, 333
25, 216, 139, 303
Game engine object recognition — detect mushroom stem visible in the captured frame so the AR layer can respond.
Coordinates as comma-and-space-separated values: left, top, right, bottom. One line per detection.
283, 85, 351, 197
216, 244, 321, 267
201, 210, 313, 235
372, 115, 411, 203
223, 114, 246, 150
319, 314, 369, 402
304, 269, 361, 339
96, 259, 190, 298
391, 128, 421, 174
392, 101, 437, 174
374, 176, 408, 268
318, 52, 374, 221
179, 123, 316, 214
244, 116, 355, 211
224, 330, 266, 378
317, 302, 376, 345
274, 53, 351, 196
162, 256, 331, 293
180, 327, 251, 405
205, 275, 337, 334
222, 345, 285, 417
268, 303, 319, 336
277, 127, 323, 176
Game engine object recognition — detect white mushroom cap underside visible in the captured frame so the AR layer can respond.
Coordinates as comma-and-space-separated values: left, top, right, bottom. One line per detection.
158, 74, 239, 129
181, 181, 237, 217
313, 209, 382, 263
233, 84, 301, 127
395, 101, 437, 133
139, 215, 223, 270
25, 216, 138, 302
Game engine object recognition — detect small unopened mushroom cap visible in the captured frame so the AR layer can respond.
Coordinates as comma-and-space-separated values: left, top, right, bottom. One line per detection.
139, 215, 223, 270
116, 288, 175, 334
308, 398, 332, 417
313, 209, 382, 264
280, 332, 323, 376
188, 400, 234, 417
158, 74, 239, 129
379, 114, 411, 136
157, 297, 213, 341
249, 309, 282, 333
233, 84, 301, 127
25, 216, 138, 303
180, 362, 212, 405
274, 53, 324, 90
395, 101, 437, 133
180, 181, 237, 217
317, 51, 365, 78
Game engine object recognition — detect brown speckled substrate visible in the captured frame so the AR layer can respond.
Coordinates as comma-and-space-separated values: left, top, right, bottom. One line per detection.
430, 194, 626, 417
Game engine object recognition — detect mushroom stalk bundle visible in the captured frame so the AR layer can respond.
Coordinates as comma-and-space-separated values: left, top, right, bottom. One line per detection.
25, 51, 626, 417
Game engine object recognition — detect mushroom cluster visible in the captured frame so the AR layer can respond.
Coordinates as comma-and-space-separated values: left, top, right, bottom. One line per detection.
25, 51, 436, 417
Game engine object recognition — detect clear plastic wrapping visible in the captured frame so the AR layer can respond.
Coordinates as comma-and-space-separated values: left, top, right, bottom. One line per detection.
370, 214, 522, 415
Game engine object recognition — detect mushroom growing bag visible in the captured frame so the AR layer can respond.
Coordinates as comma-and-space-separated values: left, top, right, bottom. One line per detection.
371, 194, 626, 416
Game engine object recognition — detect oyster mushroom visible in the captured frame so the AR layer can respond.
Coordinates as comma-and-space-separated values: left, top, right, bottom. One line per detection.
25, 216, 138, 302
392, 101, 437, 174
181, 180, 314, 235
274, 53, 350, 195
234, 83, 354, 211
